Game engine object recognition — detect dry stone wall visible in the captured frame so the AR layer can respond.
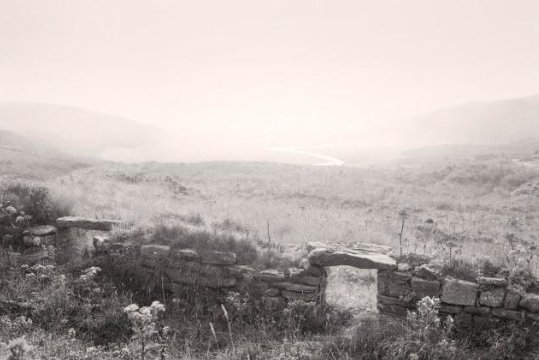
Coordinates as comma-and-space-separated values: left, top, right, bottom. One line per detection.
94, 241, 328, 311
377, 264, 539, 329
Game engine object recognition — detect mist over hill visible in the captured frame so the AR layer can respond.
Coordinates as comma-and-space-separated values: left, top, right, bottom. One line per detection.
0, 103, 162, 158
404, 94, 539, 146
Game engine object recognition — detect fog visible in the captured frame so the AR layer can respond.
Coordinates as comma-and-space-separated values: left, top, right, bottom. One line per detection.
1, 0, 539, 163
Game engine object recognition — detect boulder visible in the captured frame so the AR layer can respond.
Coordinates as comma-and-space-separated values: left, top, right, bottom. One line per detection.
299, 259, 326, 276
200, 251, 236, 265
56, 216, 121, 231
93, 235, 110, 250
226, 265, 256, 277
308, 248, 396, 270
439, 304, 463, 314
479, 288, 505, 307
287, 267, 322, 285
519, 294, 539, 313
441, 278, 478, 306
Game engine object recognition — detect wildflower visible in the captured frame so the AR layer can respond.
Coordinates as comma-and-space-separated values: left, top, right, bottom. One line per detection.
124, 304, 139, 313
8, 337, 32, 359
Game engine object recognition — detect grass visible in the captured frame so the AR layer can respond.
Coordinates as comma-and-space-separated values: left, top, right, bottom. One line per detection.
2, 150, 539, 359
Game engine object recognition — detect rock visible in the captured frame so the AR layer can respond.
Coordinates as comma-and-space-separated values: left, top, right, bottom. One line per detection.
264, 288, 280, 297
519, 294, 539, 312
23, 235, 42, 247
261, 296, 286, 311
93, 235, 110, 250
287, 268, 322, 285
281, 290, 317, 302
308, 248, 396, 270
527, 312, 539, 322
299, 259, 325, 276
274, 282, 318, 293
200, 251, 236, 265
398, 263, 412, 272
175, 249, 200, 262
473, 316, 497, 329
479, 288, 505, 307
15, 216, 25, 225
257, 269, 286, 282
441, 278, 478, 306
503, 290, 521, 310
439, 304, 463, 314
140, 244, 170, 258
4, 205, 17, 215
378, 270, 412, 298
477, 277, 508, 287
455, 313, 473, 327
25, 225, 58, 236
464, 306, 491, 316
56, 216, 121, 231
413, 264, 441, 281
491, 308, 523, 321
377, 294, 414, 316
306, 242, 392, 255
411, 277, 440, 299
226, 265, 255, 277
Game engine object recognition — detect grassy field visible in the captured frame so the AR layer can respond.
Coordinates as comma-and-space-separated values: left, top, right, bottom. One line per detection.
2, 150, 539, 359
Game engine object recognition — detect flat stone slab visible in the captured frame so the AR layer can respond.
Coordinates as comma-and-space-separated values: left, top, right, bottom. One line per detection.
306, 241, 392, 255
199, 250, 236, 265
23, 225, 57, 236
307, 248, 396, 270
56, 216, 121, 231
441, 278, 478, 306
140, 244, 171, 258
411, 276, 440, 299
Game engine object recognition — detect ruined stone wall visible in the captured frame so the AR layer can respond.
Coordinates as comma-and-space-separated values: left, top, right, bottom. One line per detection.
95, 242, 328, 311
377, 265, 539, 329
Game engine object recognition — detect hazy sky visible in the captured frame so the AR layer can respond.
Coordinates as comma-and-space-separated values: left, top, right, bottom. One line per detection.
1, 0, 538, 150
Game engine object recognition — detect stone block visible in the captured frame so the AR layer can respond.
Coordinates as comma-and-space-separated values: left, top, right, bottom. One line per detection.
473, 316, 496, 330
274, 282, 318, 293
439, 304, 463, 315
165, 262, 201, 285
479, 288, 505, 307
527, 312, 539, 322
455, 313, 473, 327
503, 290, 521, 310
411, 276, 440, 299
287, 268, 322, 285
464, 306, 491, 316
477, 277, 508, 287
441, 278, 478, 306
257, 269, 286, 282
175, 249, 200, 262
491, 308, 523, 321
377, 295, 412, 316
519, 294, 539, 313
264, 288, 280, 297
413, 264, 441, 281
299, 259, 326, 276
23, 235, 42, 247
281, 290, 317, 302
200, 251, 236, 265
398, 263, 412, 272
24, 225, 57, 236
226, 265, 255, 277
377, 270, 412, 298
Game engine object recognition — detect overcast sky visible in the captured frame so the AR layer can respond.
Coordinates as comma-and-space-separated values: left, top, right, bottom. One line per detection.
1, 0, 538, 150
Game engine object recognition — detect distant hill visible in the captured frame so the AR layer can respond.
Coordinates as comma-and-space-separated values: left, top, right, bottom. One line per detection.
0, 130, 91, 181
406, 94, 539, 145
0, 102, 162, 158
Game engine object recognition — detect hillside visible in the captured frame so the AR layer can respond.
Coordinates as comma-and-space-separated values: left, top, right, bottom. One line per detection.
406, 94, 539, 145
0, 130, 90, 181
0, 102, 162, 158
